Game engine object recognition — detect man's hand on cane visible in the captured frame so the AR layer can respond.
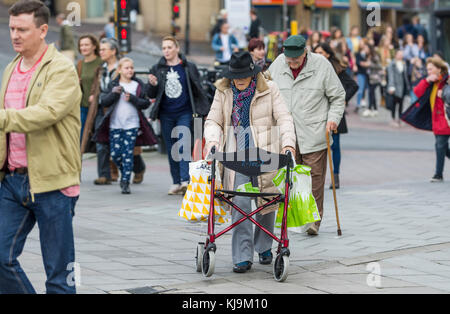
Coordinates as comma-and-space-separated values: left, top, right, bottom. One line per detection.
326, 121, 338, 134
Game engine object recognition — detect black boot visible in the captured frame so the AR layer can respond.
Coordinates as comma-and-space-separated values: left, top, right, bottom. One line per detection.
330, 174, 340, 189
120, 181, 131, 194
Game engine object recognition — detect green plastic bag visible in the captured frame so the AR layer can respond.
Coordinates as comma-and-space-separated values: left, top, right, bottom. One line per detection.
236, 182, 260, 194
273, 164, 321, 233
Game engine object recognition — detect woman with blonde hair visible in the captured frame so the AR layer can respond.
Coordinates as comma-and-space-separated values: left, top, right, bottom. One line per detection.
147, 36, 209, 195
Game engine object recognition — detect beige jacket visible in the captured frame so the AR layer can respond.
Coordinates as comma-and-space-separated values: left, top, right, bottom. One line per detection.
268, 52, 346, 154
204, 72, 296, 214
0, 44, 82, 197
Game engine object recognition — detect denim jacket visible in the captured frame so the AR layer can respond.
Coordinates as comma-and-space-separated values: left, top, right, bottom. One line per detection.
211, 33, 238, 63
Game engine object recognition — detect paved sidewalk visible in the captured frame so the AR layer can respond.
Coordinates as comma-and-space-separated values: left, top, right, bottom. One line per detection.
18, 110, 450, 293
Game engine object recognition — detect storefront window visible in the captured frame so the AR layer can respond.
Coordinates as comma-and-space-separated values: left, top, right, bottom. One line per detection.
86, 0, 105, 18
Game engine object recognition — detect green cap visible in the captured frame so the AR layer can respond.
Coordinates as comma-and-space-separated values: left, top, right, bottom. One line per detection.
283, 35, 306, 58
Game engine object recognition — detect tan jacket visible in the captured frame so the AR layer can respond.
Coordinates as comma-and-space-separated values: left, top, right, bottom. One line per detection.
204, 72, 296, 214
268, 52, 345, 154
0, 44, 82, 197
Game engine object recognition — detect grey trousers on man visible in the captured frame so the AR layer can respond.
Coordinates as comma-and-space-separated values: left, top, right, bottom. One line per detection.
231, 129, 275, 265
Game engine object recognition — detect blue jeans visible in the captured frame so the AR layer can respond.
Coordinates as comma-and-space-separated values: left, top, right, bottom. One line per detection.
80, 106, 89, 141
356, 74, 368, 107
435, 135, 450, 177
0, 174, 78, 294
160, 110, 192, 184
331, 133, 341, 174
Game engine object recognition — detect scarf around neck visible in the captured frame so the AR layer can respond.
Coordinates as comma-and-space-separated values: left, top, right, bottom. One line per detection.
231, 77, 257, 132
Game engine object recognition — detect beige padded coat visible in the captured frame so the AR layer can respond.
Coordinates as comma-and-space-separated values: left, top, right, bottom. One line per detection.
204, 72, 296, 214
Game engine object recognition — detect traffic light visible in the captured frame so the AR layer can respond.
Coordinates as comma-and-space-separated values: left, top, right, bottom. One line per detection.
115, 0, 132, 53
172, 0, 180, 19
171, 0, 181, 36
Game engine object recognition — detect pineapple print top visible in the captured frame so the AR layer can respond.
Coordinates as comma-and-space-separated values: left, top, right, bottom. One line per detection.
160, 63, 191, 114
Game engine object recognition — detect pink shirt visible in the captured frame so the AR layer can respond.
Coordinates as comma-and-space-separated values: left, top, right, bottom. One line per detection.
4, 48, 80, 197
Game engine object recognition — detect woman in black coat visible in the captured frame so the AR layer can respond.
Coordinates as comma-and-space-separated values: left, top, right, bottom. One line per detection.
314, 43, 358, 189
147, 36, 209, 195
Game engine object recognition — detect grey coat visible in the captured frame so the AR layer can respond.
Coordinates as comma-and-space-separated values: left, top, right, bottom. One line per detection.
443, 84, 450, 105
387, 61, 411, 99
268, 52, 346, 154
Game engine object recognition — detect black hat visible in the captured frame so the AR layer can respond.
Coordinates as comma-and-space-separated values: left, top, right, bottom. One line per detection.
222, 51, 261, 79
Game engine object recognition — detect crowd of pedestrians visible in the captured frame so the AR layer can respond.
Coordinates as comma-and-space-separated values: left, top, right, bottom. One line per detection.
0, 0, 449, 293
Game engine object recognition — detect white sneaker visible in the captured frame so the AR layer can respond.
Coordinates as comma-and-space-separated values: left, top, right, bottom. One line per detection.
371, 110, 378, 117
168, 184, 181, 195
362, 109, 371, 117
179, 181, 189, 195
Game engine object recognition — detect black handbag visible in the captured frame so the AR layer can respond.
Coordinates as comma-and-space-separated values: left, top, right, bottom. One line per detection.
400, 86, 432, 131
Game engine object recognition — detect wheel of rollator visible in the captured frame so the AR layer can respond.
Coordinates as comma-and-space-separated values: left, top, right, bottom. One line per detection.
273, 254, 289, 282
195, 243, 204, 273
202, 250, 216, 277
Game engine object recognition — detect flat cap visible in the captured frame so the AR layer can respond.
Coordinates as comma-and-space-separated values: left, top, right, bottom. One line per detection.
283, 35, 306, 58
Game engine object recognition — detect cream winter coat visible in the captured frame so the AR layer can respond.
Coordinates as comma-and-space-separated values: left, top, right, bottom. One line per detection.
268, 52, 346, 154
204, 72, 296, 214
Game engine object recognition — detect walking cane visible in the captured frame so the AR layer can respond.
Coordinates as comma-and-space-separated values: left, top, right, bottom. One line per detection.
326, 130, 342, 236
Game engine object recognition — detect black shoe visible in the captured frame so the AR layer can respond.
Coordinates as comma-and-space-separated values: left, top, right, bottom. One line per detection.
233, 261, 252, 273
259, 250, 273, 265
121, 181, 131, 194
329, 174, 340, 189
430, 175, 443, 183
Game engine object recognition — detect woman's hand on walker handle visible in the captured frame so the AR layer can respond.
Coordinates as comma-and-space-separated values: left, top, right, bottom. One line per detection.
281, 146, 295, 157
204, 141, 219, 160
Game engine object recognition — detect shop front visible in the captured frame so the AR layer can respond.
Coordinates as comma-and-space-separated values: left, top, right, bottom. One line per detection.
309, 0, 350, 34
251, 0, 299, 32
434, 0, 450, 61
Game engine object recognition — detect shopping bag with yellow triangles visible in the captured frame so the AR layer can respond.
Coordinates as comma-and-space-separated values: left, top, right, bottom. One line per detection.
178, 160, 229, 224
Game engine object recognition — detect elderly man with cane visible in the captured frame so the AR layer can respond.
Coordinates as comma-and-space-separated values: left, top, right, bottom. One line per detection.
268, 35, 346, 236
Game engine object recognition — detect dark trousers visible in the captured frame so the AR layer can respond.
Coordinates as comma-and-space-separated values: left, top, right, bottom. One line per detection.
0, 174, 78, 294
95, 113, 111, 179
435, 135, 450, 177
331, 133, 341, 175
368, 83, 378, 110
392, 96, 404, 120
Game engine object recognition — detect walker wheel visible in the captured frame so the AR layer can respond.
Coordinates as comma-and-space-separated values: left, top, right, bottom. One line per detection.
195, 242, 204, 273
273, 254, 289, 282
202, 249, 216, 278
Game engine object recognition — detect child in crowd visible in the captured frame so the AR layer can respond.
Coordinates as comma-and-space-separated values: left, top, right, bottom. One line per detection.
96, 57, 156, 194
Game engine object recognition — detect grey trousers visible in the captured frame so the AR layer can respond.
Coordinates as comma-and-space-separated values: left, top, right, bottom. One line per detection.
231, 171, 275, 265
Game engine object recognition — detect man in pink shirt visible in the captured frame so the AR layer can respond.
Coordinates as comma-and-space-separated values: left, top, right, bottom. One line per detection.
0, 1, 82, 294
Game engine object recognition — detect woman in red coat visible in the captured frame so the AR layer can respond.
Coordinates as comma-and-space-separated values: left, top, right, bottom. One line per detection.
414, 57, 450, 182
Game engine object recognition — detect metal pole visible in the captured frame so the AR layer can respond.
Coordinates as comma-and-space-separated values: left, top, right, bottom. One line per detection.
283, 0, 288, 32
185, 0, 191, 55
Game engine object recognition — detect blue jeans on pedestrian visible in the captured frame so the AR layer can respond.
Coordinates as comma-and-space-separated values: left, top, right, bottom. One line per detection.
0, 174, 78, 294
435, 135, 450, 177
80, 106, 89, 141
356, 74, 368, 107
160, 110, 192, 184
331, 133, 341, 175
